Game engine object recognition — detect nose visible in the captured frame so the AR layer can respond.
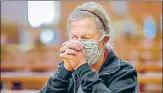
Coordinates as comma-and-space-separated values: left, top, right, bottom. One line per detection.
72, 35, 82, 41
77, 37, 82, 41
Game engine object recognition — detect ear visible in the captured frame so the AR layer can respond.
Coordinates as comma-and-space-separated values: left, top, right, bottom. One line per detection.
98, 35, 110, 50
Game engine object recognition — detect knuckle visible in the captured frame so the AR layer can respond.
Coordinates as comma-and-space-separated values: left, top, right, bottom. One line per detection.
61, 42, 66, 46
71, 50, 74, 53
62, 45, 67, 49
62, 41, 68, 46
69, 49, 73, 54
67, 49, 70, 52
60, 54, 63, 57
61, 43, 64, 46
64, 49, 67, 53
66, 42, 71, 46
60, 48, 64, 53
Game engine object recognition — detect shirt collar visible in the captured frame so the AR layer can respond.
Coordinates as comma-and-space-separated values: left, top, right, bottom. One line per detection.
99, 45, 120, 74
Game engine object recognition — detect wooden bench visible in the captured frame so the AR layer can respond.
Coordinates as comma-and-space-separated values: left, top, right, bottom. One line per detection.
135, 64, 162, 72
1, 64, 162, 72
1, 72, 162, 90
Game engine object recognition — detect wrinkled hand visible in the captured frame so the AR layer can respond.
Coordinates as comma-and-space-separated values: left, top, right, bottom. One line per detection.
60, 39, 86, 71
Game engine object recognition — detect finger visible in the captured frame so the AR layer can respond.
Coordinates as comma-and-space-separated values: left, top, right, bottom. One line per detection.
66, 42, 81, 51
60, 45, 69, 53
60, 52, 74, 60
72, 37, 77, 40
61, 41, 69, 47
69, 40, 84, 49
65, 49, 77, 55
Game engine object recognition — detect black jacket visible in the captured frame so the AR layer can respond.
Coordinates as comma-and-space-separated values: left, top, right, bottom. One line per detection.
39, 48, 139, 93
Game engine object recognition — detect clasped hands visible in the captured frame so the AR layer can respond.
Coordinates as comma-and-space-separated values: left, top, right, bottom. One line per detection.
60, 39, 86, 71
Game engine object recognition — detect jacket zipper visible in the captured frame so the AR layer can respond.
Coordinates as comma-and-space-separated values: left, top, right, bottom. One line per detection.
58, 64, 76, 93
72, 74, 76, 93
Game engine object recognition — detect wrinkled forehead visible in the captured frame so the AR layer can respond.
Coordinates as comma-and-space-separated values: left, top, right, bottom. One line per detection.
70, 18, 97, 29
70, 18, 100, 34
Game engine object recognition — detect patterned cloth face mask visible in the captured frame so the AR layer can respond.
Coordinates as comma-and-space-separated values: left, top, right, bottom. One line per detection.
81, 34, 107, 65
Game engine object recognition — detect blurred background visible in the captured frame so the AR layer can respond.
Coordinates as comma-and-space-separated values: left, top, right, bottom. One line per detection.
1, 1, 162, 93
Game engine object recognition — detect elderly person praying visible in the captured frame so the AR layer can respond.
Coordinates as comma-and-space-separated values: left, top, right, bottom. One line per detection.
40, 2, 139, 93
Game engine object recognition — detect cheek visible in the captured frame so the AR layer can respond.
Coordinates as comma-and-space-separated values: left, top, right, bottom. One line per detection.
92, 33, 101, 40
90, 27, 101, 39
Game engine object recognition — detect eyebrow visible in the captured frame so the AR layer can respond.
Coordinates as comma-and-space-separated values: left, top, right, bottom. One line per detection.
71, 33, 92, 38
71, 33, 88, 36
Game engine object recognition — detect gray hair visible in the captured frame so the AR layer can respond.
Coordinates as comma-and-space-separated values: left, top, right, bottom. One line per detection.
67, 2, 113, 39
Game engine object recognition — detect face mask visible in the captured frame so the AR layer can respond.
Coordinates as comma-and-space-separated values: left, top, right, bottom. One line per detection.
81, 34, 107, 65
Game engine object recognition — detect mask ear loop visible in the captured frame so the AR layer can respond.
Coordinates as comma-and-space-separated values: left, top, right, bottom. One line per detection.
98, 33, 106, 42
98, 33, 107, 49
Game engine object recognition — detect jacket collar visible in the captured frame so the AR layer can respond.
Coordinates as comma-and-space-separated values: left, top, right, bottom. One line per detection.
98, 46, 120, 74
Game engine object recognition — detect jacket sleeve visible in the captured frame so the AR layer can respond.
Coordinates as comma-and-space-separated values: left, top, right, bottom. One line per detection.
74, 63, 138, 93
39, 63, 73, 93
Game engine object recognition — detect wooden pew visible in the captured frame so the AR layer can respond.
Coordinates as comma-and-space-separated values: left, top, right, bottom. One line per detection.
1, 72, 162, 90
135, 64, 162, 72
